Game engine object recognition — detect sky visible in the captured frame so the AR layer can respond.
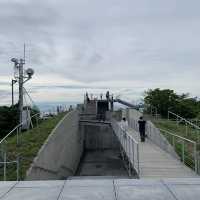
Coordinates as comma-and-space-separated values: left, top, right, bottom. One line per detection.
0, 0, 199, 107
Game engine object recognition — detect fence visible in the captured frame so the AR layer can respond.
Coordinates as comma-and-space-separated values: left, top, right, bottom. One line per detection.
168, 111, 200, 142
129, 114, 193, 157
0, 113, 40, 181
111, 120, 140, 177
159, 129, 198, 173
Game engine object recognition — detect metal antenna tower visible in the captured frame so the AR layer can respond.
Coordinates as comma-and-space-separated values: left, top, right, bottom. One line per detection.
11, 44, 34, 125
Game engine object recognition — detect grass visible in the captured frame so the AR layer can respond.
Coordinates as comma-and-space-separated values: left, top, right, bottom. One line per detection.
152, 118, 200, 171
152, 118, 200, 142
0, 112, 67, 181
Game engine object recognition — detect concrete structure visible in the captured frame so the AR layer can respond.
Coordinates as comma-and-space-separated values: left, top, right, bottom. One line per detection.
27, 109, 129, 179
127, 128, 197, 178
26, 110, 83, 180
125, 108, 198, 178
127, 108, 179, 159
1, 97, 200, 198
0, 178, 200, 199
26, 104, 198, 180
77, 121, 129, 177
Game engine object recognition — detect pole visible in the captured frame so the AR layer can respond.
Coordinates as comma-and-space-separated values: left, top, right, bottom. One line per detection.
18, 59, 24, 126
12, 80, 14, 106
11, 79, 17, 106
4, 151, 7, 181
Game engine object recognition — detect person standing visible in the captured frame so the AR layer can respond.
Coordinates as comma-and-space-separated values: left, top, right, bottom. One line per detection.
106, 91, 110, 101
121, 117, 128, 131
138, 116, 146, 142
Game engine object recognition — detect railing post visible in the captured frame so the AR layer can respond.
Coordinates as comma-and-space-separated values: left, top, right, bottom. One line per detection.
182, 140, 185, 164
185, 124, 188, 137
132, 139, 135, 169
3, 151, 7, 181
16, 127, 19, 146
128, 136, 131, 176
172, 135, 175, 149
137, 143, 140, 178
17, 156, 19, 181
197, 129, 200, 144
194, 143, 197, 173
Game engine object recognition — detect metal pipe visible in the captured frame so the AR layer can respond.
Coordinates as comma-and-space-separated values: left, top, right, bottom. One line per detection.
16, 127, 19, 146
182, 140, 185, 164
17, 156, 19, 181
4, 151, 7, 181
194, 143, 197, 173
137, 144, 140, 178
172, 135, 175, 148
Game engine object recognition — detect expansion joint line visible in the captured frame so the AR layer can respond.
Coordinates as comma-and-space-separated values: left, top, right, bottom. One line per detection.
57, 180, 67, 200
112, 180, 118, 200
0, 181, 19, 199
161, 180, 179, 200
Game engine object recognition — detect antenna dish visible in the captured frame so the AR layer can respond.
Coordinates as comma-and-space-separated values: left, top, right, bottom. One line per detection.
26, 68, 34, 78
11, 58, 18, 63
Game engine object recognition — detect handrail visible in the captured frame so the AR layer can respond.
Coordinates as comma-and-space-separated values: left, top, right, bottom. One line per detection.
0, 112, 40, 145
159, 128, 198, 173
168, 111, 200, 130
125, 129, 139, 144
159, 128, 196, 144
111, 119, 140, 177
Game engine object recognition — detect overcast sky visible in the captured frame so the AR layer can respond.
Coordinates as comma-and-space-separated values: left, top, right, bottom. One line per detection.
0, 0, 199, 106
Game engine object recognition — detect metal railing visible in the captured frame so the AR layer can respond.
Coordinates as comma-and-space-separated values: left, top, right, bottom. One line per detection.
127, 115, 199, 174
111, 120, 140, 177
0, 112, 40, 181
168, 111, 200, 142
168, 111, 200, 130
159, 129, 198, 173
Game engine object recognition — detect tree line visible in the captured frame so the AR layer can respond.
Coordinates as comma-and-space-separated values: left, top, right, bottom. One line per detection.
144, 88, 200, 119
0, 104, 39, 138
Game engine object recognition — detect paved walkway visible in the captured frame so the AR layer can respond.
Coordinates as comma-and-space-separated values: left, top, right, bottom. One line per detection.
0, 178, 200, 199
127, 128, 198, 178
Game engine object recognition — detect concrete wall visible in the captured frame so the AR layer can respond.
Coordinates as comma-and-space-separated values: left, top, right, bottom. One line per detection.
82, 123, 119, 150
26, 110, 84, 180
126, 108, 179, 159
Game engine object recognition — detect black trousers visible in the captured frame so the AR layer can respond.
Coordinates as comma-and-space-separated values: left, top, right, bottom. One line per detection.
139, 131, 145, 142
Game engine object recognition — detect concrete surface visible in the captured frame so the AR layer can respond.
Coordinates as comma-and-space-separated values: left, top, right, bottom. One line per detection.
76, 149, 128, 176
26, 110, 84, 180
127, 108, 178, 158
83, 123, 118, 150
127, 128, 198, 178
0, 178, 200, 199
77, 121, 129, 177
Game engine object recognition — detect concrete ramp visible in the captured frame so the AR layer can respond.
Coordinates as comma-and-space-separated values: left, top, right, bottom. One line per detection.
127, 128, 197, 178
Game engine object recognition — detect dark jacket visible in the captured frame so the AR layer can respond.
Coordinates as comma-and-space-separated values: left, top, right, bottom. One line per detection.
138, 119, 146, 133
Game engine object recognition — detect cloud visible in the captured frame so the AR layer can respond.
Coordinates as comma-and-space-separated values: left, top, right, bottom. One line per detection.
0, 0, 200, 105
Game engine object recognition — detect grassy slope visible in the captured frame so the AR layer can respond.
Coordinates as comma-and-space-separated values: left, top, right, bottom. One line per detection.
152, 118, 200, 170
0, 112, 67, 181
152, 118, 200, 142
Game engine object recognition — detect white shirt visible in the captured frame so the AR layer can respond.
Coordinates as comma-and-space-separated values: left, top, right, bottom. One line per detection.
120, 120, 128, 131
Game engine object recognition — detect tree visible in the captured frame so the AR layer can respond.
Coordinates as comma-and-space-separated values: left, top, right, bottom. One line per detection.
0, 104, 19, 138
0, 104, 40, 138
144, 88, 199, 118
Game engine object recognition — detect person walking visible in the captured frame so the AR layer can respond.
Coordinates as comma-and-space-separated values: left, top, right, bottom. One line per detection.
138, 116, 146, 142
